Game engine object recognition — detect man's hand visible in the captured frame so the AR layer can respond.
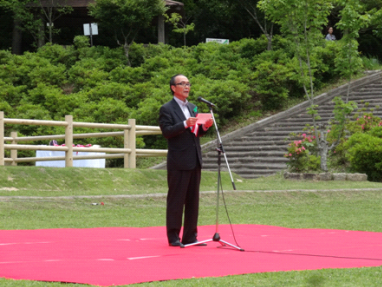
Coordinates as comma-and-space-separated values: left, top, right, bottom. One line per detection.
186, 117, 197, 127
204, 118, 213, 128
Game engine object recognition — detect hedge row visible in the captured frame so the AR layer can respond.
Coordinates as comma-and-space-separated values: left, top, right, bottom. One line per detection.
0, 36, 347, 157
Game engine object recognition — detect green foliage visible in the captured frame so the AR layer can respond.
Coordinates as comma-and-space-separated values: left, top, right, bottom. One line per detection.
165, 13, 195, 46
335, 0, 370, 86
344, 129, 382, 181
0, 34, 369, 167
89, 0, 166, 35
285, 133, 320, 172
235, 36, 269, 59
36, 43, 77, 68
89, 0, 167, 64
73, 35, 90, 49
0, 79, 27, 106
67, 58, 109, 91
109, 66, 146, 85
312, 43, 342, 86
334, 39, 364, 78
367, 125, 382, 138
259, 0, 332, 100
252, 50, 295, 110
328, 97, 358, 139
0, 0, 42, 48
191, 78, 251, 125
347, 112, 382, 134
361, 56, 382, 70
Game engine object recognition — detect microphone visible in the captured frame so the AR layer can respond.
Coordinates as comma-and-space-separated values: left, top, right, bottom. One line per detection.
197, 97, 216, 107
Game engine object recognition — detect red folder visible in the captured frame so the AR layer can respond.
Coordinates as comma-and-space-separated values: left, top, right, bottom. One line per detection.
196, 113, 212, 124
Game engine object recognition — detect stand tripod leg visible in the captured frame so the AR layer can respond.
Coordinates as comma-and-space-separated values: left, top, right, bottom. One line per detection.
182, 238, 212, 248
183, 105, 244, 252
213, 232, 244, 251
218, 239, 244, 251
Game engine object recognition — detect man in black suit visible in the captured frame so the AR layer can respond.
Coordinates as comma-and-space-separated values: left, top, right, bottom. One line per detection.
159, 74, 213, 247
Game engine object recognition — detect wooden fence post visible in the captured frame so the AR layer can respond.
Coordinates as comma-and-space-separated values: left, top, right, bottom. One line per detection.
11, 131, 17, 166
125, 119, 136, 168
65, 115, 73, 167
0, 111, 4, 166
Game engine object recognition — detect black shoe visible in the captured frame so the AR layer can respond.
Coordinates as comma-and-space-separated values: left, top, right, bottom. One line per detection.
169, 240, 184, 247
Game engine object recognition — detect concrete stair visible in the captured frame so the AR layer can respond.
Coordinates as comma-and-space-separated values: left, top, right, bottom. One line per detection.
201, 72, 382, 179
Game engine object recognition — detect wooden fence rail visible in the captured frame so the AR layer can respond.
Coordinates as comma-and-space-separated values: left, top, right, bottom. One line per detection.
0, 111, 167, 168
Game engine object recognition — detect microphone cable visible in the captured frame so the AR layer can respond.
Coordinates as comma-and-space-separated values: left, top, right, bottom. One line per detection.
215, 138, 243, 250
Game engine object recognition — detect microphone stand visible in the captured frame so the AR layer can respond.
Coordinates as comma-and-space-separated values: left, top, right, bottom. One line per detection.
183, 104, 244, 251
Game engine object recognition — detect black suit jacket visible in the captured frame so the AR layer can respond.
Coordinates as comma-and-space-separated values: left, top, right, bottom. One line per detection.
159, 99, 207, 171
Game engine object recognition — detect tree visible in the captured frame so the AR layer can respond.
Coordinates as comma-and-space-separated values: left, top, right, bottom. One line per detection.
236, 0, 274, 50
368, 0, 382, 39
165, 13, 195, 46
37, 0, 73, 44
0, 0, 42, 51
335, 0, 370, 103
89, 0, 167, 66
259, 0, 339, 171
0, 0, 72, 51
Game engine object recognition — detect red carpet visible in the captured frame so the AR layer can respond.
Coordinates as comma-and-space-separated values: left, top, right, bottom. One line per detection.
1, 224, 382, 286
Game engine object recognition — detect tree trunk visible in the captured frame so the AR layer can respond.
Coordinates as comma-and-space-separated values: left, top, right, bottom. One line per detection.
12, 19, 23, 55
124, 43, 131, 66
158, 14, 165, 44
267, 35, 272, 51
346, 53, 352, 103
48, 25, 53, 43
38, 14, 46, 48
318, 132, 329, 172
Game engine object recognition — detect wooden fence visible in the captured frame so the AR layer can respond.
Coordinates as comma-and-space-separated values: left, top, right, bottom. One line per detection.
0, 111, 167, 168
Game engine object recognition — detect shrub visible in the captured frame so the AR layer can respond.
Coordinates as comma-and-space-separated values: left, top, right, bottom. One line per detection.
344, 130, 382, 181
36, 43, 77, 68
28, 63, 68, 87
347, 112, 382, 133
236, 36, 268, 59
0, 80, 27, 106
191, 77, 251, 125
73, 35, 90, 49
67, 58, 110, 91
109, 66, 147, 85
285, 133, 320, 172
0, 35, 365, 167
252, 50, 296, 110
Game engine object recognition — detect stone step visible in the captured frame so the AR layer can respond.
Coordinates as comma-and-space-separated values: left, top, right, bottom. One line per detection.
350, 90, 382, 94
247, 131, 307, 137
235, 169, 283, 178
199, 74, 382, 179
204, 167, 284, 179
222, 145, 288, 152
203, 156, 288, 163
264, 126, 316, 132
224, 140, 287, 146
316, 104, 382, 111
234, 136, 290, 143
204, 162, 287, 169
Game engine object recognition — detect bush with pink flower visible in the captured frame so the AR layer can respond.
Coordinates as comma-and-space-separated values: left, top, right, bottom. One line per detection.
347, 112, 382, 134
329, 112, 382, 168
284, 133, 320, 172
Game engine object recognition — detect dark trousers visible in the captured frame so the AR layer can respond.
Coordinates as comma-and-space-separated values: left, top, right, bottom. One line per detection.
166, 167, 201, 244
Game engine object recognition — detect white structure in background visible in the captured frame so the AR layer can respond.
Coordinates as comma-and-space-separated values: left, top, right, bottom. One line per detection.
83, 23, 98, 46
36, 145, 105, 168
206, 38, 229, 44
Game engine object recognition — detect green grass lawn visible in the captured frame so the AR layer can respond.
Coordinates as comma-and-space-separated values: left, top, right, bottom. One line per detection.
1, 166, 382, 197
1, 166, 382, 286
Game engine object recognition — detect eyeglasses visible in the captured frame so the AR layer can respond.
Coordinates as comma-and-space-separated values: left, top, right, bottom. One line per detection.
175, 82, 192, 87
